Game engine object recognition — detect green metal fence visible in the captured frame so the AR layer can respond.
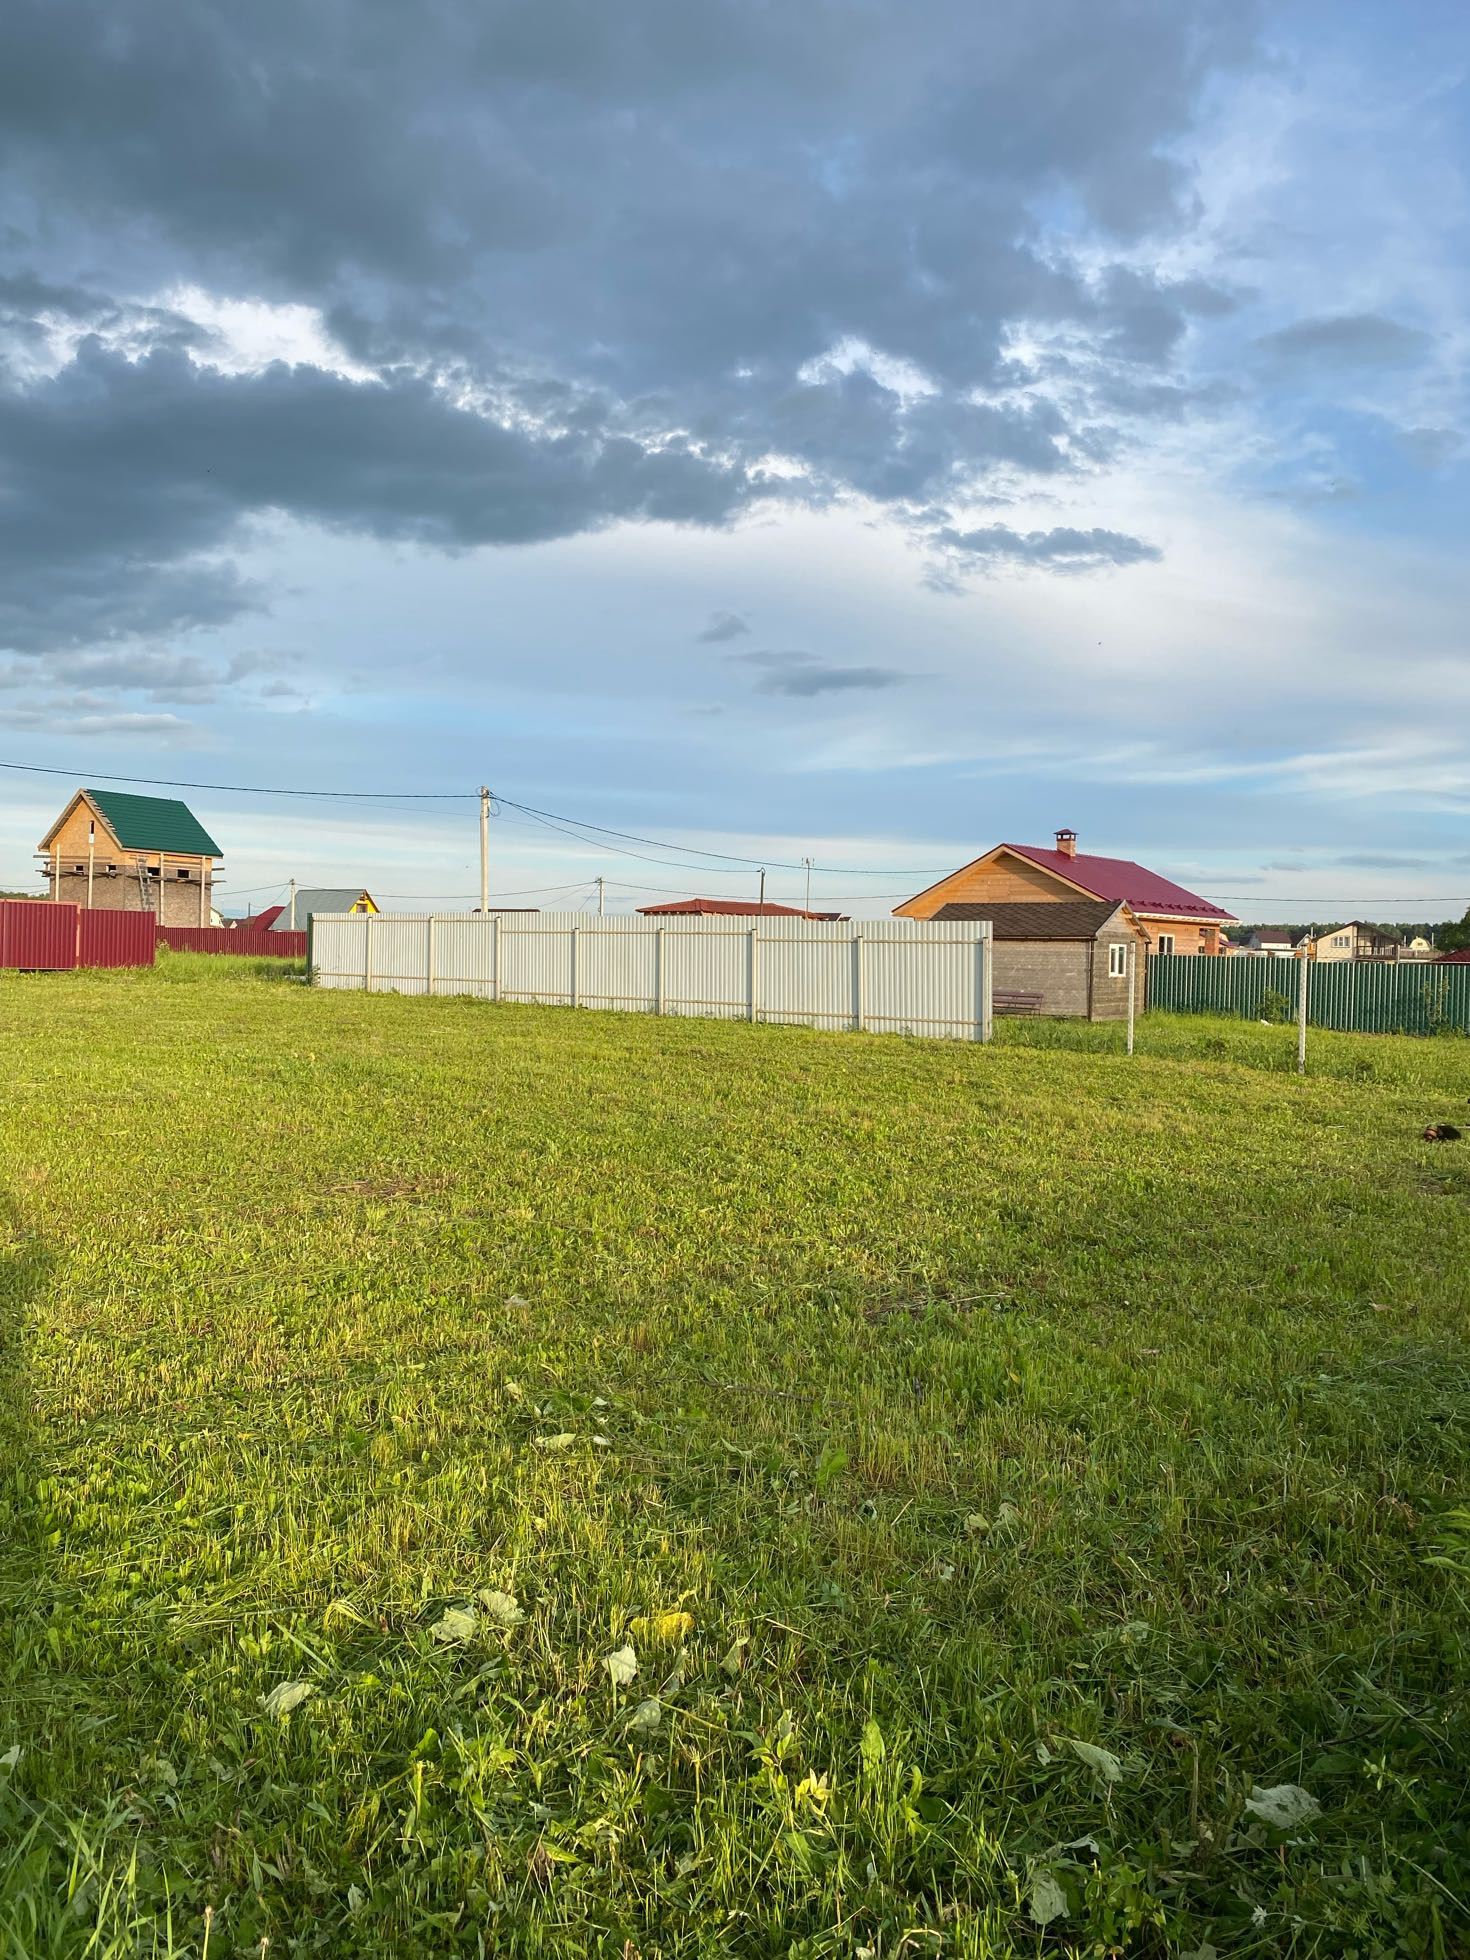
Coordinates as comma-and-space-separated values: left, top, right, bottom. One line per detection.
1147, 955, 1470, 1035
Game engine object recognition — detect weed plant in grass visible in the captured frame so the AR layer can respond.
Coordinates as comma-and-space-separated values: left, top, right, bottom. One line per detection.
1, 966, 1468, 1957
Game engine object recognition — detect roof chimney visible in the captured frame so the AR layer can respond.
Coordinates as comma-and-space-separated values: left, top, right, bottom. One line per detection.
1054, 827, 1078, 859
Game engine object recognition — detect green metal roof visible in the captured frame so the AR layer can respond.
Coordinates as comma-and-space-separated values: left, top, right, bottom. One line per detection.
86, 789, 222, 859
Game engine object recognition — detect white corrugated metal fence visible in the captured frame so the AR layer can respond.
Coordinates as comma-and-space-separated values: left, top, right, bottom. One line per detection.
310, 912, 993, 1041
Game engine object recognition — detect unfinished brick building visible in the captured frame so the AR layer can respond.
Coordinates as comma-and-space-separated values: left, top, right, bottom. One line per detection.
37, 788, 223, 927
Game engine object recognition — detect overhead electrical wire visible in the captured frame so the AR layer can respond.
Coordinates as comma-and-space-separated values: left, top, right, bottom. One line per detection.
2, 756, 1466, 905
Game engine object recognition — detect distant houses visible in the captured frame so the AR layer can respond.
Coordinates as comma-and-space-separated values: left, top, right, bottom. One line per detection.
248, 888, 379, 933
637, 897, 846, 921
37, 789, 222, 927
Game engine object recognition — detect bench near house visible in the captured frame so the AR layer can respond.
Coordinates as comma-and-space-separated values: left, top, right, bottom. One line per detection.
37, 789, 222, 927
896, 828, 1235, 956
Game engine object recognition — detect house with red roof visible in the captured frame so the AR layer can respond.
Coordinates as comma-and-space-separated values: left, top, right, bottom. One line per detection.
894, 828, 1236, 956
638, 897, 847, 921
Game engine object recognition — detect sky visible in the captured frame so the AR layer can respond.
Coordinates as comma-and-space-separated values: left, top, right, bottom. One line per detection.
0, 0, 1467, 922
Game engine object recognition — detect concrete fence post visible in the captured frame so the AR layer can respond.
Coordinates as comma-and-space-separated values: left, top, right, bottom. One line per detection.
748, 927, 759, 1022
1126, 941, 1137, 1056
490, 914, 501, 1001
852, 932, 865, 1032
364, 912, 374, 992
1297, 949, 1309, 1074
426, 916, 436, 995
979, 931, 993, 1043
655, 927, 665, 1015
571, 925, 580, 1009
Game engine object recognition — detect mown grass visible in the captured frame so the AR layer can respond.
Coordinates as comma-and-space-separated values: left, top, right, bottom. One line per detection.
1, 964, 1468, 1958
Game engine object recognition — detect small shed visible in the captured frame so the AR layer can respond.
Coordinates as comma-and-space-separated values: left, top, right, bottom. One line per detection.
932, 899, 1147, 1020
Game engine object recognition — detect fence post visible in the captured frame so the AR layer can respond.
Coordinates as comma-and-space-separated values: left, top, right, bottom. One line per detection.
1126, 940, 1137, 1056
978, 931, 993, 1042
364, 912, 374, 993
1297, 949, 1309, 1074
748, 928, 759, 1022
571, 925, 580, 1009
490, 914, 500, 1001
655, 927, 665, 1015
852, 932, 865, 1032
426, 916, 436, 995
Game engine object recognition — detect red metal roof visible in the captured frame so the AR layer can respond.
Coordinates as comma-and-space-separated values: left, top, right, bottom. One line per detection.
1433, 947, 1470, 963
637, 897, 846, 920
1001, 843, 1235, 923
242, 904, 285, 930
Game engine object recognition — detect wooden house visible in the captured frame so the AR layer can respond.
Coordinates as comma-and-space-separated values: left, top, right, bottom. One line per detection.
37, 789, 222, 927
895, 829, 1235, 955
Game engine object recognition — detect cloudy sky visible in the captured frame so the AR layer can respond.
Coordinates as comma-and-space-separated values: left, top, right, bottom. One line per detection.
1, 0, 1467, 920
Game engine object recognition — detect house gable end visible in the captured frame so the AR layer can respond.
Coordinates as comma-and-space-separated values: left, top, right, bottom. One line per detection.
894, 845, 1097, 918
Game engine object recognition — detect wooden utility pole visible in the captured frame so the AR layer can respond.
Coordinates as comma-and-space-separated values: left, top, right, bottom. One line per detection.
596, 876, 605, 917
479, 786, 490, 914
803, 856, 813, 913
758, 867, 766, 909
87, 821, 95, 909
288, 878, 297, 930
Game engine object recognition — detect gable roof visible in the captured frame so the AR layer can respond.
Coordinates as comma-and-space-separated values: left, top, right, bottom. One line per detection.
270, 888, 375, 927
637, 897, 846, 920
934, 899, 1135, 940
999, 843, 1234, 923
88, 789, 221, 857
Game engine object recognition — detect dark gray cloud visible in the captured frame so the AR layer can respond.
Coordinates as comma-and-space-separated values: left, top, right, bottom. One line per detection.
0, 340, 756, 654
1255, 313, 1431, 369
697, 611, 749, 644
929, 522, 1163, 578
0, 0, 1257, 656
732, 651, 910, 697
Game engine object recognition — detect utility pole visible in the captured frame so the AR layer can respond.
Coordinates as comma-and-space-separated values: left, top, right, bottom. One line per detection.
758, 867, 766, 910
802, 856, 813, 914
479, 786, 490, 914
288, 878, 297, 931
596, 876, 605, 917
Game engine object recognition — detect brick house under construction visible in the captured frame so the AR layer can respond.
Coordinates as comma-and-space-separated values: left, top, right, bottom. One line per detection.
37, 789, 222, 927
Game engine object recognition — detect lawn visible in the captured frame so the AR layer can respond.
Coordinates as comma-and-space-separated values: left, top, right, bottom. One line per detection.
1, 958, 1468, 1958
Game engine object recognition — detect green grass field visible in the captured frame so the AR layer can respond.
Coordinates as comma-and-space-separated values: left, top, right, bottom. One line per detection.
2, 957, 1468, 1958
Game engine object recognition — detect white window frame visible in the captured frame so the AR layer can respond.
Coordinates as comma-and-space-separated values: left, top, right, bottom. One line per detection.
1156, 932, 1175, 956
1108, 942, 1129, 978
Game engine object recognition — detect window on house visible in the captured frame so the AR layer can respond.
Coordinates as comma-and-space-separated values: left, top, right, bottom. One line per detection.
1108, 942, 1129, 978
177, 867, 190, 878
1335, 934, 1349, 947
1156, 933, 1175, 956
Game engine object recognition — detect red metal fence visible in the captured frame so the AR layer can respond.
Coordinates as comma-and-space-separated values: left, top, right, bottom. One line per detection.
157, 927, 308, 958
80, 910, 157, 968
0, 900, 156, 971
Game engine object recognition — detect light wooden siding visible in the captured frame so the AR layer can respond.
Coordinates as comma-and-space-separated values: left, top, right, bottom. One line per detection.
1138, 916, 1222, 957
991, 941, 1091, 1016
896, 850, 1076, 917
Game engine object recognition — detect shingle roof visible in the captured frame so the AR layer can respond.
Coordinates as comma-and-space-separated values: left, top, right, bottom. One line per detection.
933, 899, 1130, 940
86, 789, 222, 858
637, 898, 846, 919
269, 888, 373, 927
1001, 843, 1234, 922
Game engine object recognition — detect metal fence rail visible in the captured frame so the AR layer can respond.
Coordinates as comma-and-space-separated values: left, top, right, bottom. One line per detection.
1148, 953, 1470, 1035
310, 911, 995, 1042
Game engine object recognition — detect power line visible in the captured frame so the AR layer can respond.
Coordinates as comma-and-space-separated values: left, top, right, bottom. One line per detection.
496, 796, 957, 876
0, 759, 473, 801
